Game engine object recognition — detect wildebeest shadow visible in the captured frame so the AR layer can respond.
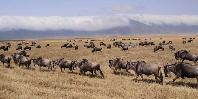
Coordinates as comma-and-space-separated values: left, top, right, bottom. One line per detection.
132, 78, 160, 84
67, 71, 79, 75
40, 69, 56, 72
166, 81, 198, 89
5, 66, 15, 69
67, 71, 104, 79
113, 71, 135, 76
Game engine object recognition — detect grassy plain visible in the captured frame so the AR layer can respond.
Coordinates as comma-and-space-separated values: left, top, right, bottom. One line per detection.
1, 35, 198, 99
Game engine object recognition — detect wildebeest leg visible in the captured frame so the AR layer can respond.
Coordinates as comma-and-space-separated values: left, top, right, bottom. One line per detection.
50, 66, 52, 71
40, 66, 41, 71
80, 69, 83, 75
91, 70, 94, 77
140, 74, 143, 80
94, 70, 97, 75
60, 67, 63, 72
173, 76, 179, 82
135, 74, 139, 80
196, 77, 198, 83
98, 69, 104, 78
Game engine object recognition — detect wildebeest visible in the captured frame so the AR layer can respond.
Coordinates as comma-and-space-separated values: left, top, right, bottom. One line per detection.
109, 58, 128, 72
121, 45, 128, 51
17, 55, 32, 69
0, 54, 11, 68
106, 44, 111, 49
16, 45, 23, 50
23, 46, 31, 50
187, 39, 193, 43
164, 62, 198, 83
18, 50, 29, 57
6, 42, 11, 48
33, 57, 53, 71
113, 41, 123, 48
175, 50, 198, 63
75, 59, 104, 78
182, 41, 186, 44
169, 45, 175, 51
17, 43, 22, 46
92, 47, 102, 53
61, 43, 69, 48
0, 46, 9, 51
12, 53, 20, 64
36, 45, 41, 48
31, 41, 37, 46
54, 58, 76, 72
45, 44, 50, 47
74, 45, 78, 50
100, 42, 106, 46
166, 41, 173, 45
139, 41, 155, 46
84, 42, 95, 48
126, 61, 163, 83
154, 45, 164, 52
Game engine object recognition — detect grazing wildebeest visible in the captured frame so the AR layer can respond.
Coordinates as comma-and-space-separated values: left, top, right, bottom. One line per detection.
66, 44, 73, 48
6, 42, 11, 48
153, 45, 164, 52
74, 45, 78, 50
164, 62, 198, 83
139, 41, 155, 46
55, 58, 76, 72
30, 41, 36, 46
16, 45, 23, 50
36, 45, 41, 48
126, 61, 163, 83
175, 50, 198, 63
84, 42, 95, 48
121, 45, 128, 51
92, 47, 102, 53
166, 41, 172, 44
169, 45, 175, 51
17, 43, 22, 46
100, 42, 106, 46
23, 46, 31, 50
0, 46, 9, 51
182, 41, 186, 44
187, 39, 193, 43
33, 57, 53, 71
106, 44, 111, 49
61, 43, 69, 48
45, 44, 50, 47
12, 53, 20, 64
75, 59, 104, 78
113, 41, 123, 48
108, 58, 128, 72
18, 50, 29, 57
0, 54, 11, 68
17, 55, 32, 69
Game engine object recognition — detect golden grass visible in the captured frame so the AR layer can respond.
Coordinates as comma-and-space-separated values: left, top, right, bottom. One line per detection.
1, 35, 198, 99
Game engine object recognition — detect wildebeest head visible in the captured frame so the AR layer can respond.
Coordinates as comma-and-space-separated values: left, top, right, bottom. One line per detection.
126, 61, 138, 71
164, 63, 176, 77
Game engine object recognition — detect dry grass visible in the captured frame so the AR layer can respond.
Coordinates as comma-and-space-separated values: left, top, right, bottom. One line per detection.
1, 35, 198, 99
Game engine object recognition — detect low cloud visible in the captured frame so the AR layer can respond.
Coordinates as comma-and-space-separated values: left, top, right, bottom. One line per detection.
0, 15, 198, 31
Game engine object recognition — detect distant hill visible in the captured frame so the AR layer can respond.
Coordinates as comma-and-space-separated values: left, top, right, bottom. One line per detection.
0, 19, 198, 40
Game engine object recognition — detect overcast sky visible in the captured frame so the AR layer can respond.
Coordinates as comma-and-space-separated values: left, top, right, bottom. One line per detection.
0, 0, 197, 31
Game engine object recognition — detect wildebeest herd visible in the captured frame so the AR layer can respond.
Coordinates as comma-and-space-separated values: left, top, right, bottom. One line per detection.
0, 37, 198, 86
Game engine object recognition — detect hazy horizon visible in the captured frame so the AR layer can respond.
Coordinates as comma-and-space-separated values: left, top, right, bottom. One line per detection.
0, 0, 198, 39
